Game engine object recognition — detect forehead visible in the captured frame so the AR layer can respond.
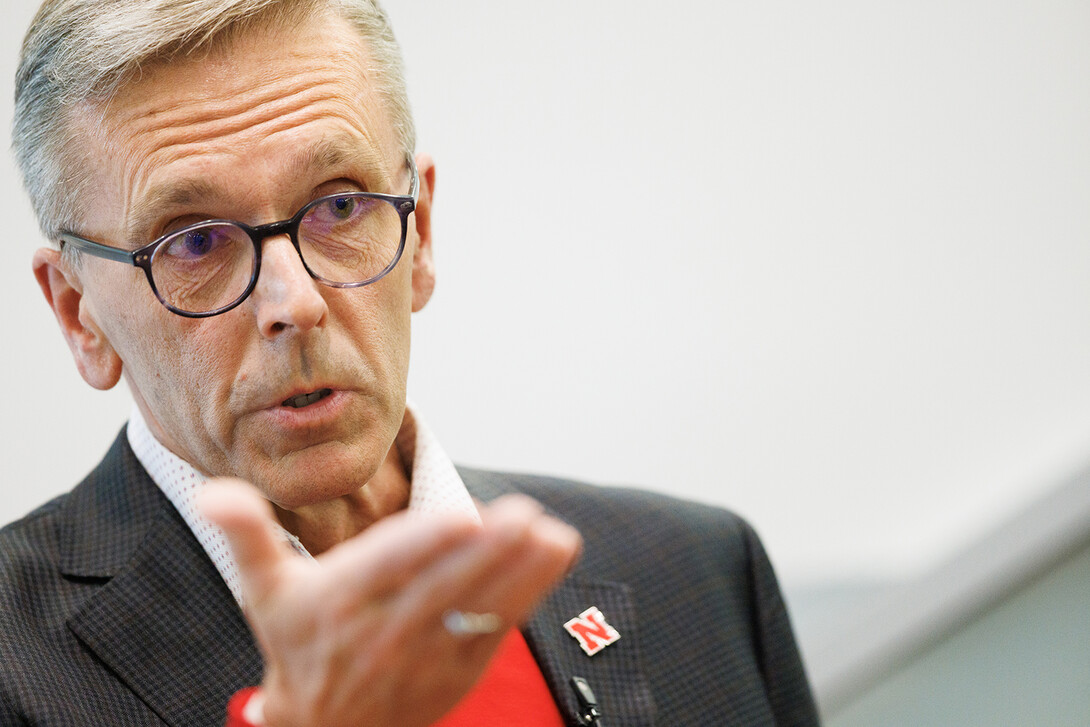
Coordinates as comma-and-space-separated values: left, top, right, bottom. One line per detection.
73, 13, 401, 237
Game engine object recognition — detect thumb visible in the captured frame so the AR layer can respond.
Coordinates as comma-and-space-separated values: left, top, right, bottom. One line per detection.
197, 477, 287, 604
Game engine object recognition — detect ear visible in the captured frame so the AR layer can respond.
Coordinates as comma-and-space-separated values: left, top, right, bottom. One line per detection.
32, 248, 123, 390
410, 152, 437, 313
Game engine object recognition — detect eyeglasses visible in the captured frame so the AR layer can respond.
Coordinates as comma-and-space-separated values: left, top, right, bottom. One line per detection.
59, 160, 419, 318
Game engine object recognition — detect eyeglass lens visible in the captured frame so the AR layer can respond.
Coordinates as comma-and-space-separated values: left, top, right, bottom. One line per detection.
148, 193, 403, 314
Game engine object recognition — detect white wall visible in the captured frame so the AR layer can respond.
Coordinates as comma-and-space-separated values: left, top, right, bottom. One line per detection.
1, 0, 1088, 592
829, 543, 1090, 726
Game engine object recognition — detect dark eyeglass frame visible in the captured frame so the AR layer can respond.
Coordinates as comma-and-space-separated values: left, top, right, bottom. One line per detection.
58, 158, 419, 318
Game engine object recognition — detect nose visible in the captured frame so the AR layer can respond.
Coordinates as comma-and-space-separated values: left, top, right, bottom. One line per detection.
249, 234, 328, 337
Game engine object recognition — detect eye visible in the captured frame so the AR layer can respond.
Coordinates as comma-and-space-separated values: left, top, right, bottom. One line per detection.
308, 194, 367, 225
184, 230, 213, 255
330, 196, 357, 220
162, 224, 235, 261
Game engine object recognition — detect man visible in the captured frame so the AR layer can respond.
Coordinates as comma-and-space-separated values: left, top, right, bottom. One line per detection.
0, 0, 818, 725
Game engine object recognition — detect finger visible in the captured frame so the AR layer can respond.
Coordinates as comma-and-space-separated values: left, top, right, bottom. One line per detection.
477, 495, 582, 594
392, 496, 581, 631
454, 497, 581, 619
465, 513, 582, 621
317, 508, 482, 597
197, 477, 288, 603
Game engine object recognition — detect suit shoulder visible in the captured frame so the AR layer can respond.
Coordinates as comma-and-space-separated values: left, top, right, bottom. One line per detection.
463, 465, 747, 521
0, 492, 69, 575
459, 466, 818, 723
459, 466, 758, 566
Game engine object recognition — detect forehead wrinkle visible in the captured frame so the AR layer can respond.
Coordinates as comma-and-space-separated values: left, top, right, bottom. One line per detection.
114, 38, 374, 146
122, 129, 388, 246
119, 38, 366, 121
115, 78, 393, 201
122, 78, 358, 155
108, 84, 340, 239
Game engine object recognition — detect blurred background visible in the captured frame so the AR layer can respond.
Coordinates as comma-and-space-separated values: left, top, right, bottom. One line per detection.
0, 0, 1087, 722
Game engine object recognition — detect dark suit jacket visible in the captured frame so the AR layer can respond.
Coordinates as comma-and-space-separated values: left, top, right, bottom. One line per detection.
0, 431, 818, 725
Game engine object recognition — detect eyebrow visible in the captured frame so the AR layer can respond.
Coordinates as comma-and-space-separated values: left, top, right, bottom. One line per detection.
124, 134, 389, 246
124, 178, 220, 246
291, 135, 386, 184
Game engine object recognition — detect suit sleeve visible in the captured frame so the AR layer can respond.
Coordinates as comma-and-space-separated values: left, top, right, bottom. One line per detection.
741, 519, 821, 726
0, 690, 29, 727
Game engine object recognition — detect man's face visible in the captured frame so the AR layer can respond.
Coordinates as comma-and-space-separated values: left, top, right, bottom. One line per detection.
49, 15, 435, 508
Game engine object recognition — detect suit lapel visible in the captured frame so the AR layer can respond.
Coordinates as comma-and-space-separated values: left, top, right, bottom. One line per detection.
67, 504, 262, 726
60, 432, 262, 726
461, 467, 656, 725
523, 578, 656, 726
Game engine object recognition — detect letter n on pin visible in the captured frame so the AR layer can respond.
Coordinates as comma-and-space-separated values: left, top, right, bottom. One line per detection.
563, 606, 621, 656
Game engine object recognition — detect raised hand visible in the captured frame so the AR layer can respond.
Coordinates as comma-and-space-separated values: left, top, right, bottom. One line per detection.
199, 479, 581, 727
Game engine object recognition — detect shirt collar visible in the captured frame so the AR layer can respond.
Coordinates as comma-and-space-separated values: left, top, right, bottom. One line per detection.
127, 401, 478, 608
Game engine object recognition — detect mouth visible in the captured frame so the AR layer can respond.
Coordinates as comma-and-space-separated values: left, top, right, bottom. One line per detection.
281, 388, 334, 409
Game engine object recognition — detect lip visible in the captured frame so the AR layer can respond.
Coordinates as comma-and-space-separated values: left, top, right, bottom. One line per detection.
258, 387, 351, 429
262, 383, 338, 410
280, 387, 334, 409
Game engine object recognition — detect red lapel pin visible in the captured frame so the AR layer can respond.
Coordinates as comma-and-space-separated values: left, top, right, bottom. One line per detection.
563, 606, 621, 656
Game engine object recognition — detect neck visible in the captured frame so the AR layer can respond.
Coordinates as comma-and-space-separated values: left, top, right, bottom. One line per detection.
272, 442, 411, 555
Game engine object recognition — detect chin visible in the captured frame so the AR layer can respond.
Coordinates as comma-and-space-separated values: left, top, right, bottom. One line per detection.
255, 454, 382, 511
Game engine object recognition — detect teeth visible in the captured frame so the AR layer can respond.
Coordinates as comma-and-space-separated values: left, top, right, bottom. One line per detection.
282, 388, 332, 408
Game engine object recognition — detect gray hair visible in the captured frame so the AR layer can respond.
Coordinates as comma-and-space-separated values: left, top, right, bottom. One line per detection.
12, 0, 416, 248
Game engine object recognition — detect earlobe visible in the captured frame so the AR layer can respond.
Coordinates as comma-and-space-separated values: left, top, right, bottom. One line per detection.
32, 248, 123, 390
410, 152, 437, 313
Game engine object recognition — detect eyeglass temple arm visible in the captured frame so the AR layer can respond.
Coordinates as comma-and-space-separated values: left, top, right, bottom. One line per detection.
406, 154, 419, 204
59, 232, 137, 265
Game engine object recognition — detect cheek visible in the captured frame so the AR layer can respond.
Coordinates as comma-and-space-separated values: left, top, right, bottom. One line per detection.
89, 275, 234, 417
332, 270, 413, 404
116, 321, 200, 405
371, 267, 415, 363
82, 268, 155, 355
